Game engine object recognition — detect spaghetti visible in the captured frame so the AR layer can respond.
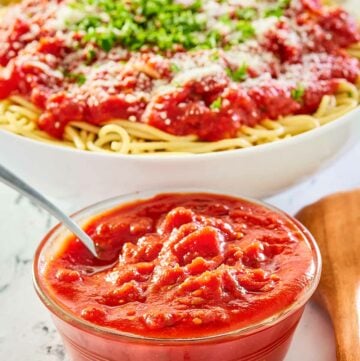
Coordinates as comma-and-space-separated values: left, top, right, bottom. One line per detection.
0, 0, 359, 155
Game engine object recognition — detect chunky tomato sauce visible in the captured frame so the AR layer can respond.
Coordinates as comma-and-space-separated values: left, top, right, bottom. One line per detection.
43, 193, 315, 338
0, 0, 359, 141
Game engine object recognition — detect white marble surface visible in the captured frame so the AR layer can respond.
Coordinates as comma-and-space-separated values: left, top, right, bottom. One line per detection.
0, 139, 359, 361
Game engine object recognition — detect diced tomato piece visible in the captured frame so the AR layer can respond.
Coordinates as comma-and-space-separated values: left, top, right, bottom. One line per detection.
173, 226, 225, 264
38, 37, 65, 57
0, 63, 19, 99
318, 9, 360, 48
159, 207, 195, 234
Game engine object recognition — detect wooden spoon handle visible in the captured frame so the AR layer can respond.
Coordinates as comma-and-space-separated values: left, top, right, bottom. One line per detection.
296, 190, 360, 361
320, 272, 360, 361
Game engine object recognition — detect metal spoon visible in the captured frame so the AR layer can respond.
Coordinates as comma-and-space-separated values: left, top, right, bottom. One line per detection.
0, 163, 103, 260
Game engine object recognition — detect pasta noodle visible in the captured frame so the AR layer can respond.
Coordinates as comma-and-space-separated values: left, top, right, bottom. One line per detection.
0, 78, 358, 155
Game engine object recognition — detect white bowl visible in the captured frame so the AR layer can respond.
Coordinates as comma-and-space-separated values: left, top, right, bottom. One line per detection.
0, 108, 359, 205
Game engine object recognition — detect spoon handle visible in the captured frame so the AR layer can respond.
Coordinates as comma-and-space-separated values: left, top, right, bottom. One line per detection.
0, 163, 98, 257
297, 190, 360, 361
327, 283, 360, 361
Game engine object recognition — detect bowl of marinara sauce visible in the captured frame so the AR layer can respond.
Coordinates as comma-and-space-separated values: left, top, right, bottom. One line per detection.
33, 191, 321, 361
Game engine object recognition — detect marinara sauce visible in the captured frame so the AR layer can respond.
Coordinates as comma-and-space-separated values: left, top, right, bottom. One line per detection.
42, 193, 316, 339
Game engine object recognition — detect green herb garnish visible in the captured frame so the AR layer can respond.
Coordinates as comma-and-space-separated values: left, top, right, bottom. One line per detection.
210, 97, 222, 110
235, 21, 255, 41
226, 64, 248, 82
68, 0, 256, 52
170, 63, 181, 73
210, 50, 220, 61
264, 0, 291, 18
219, 14, 232, 25
86, 49, 97, 64
70, 0, 207, 51
291, 84, 305, 102
264, 7, 284, 18
236, 7, 257, 21
64, 71, 87, 85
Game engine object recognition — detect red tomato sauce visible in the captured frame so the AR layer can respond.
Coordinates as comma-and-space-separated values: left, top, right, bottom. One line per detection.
43, 193, 315, 338
0, 0, 359, 141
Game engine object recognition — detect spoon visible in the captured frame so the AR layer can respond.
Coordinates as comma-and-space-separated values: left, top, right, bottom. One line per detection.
296, 190, 360, 361
0, 163, 105, 260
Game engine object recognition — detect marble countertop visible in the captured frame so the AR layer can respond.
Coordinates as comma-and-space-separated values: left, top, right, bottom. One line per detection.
0, 139, 359, 361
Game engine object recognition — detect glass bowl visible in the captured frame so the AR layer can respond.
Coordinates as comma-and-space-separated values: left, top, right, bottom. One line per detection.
33, 190, 322, 361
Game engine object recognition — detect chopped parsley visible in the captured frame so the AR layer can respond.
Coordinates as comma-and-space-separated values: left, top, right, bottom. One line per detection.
235, 21, 255, 41
291, 84, 305, 102
264, 0, 291, 18
203, 29, 221, 49
210, 97, 222, 110
219, 14, 232, 25
86, 49, 97, 64
236, 7, 257, 21
69, 0, 256, 52
170, 63, 181, 73
210, 50, 220, 61
226, 64, 248, 82
64, 71, 87, 85
70, 0, 206, 51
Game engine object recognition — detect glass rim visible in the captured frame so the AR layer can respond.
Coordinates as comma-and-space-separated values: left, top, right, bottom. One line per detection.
33, 188, 322, 344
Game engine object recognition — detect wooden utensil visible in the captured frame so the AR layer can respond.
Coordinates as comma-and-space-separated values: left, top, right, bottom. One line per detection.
296, 190, 360, 361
